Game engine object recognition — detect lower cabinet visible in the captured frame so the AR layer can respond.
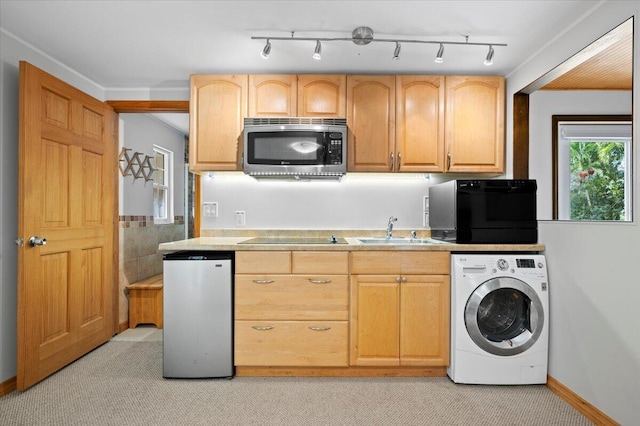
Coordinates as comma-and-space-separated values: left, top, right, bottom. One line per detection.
234, 251, 349, 367
235, 321, 348, 366
234, 250, 450, 371
350, 251, 450, 367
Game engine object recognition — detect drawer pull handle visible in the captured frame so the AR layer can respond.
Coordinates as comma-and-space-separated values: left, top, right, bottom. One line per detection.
308, 326, 331, 332
252, 326, 274, 331
252, 279, 275, 284
308, 279, 332, 284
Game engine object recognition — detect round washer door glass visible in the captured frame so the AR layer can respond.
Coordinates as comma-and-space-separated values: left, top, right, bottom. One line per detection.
465, 277, 544, 356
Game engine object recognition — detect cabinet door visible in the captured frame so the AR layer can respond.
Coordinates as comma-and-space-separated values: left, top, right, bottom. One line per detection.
445, 75, 505, 173
400, 276, 450, 366
347, 75, 396, 172
297, 74, 346, 117
396, 76, 445, 172
189, 74, 247, 172
248, 74, 297, 117
350, 275, 400, 366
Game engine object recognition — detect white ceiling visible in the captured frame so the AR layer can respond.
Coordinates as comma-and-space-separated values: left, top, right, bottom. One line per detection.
1, 0, 605, 91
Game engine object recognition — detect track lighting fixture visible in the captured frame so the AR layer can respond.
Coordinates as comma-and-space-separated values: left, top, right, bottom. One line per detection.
313, 40, 322, 60
393, 42, 401, 60
261, 39, 271, 59
435, 43, 444, 63
484, 45, 494, 66
252, 27, 506, 64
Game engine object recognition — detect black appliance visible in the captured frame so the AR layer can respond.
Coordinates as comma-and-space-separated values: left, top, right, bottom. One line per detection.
428, 179, 538, 244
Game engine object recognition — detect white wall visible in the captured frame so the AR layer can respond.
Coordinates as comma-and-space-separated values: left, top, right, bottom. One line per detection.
0, 30, 105, 384
529, 91, 632, 220
119, 113, 185, 217
506, 2, 639, 424
201, 174, 430, 230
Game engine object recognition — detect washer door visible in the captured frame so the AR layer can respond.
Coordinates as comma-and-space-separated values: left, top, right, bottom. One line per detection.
464, 277, 544, 356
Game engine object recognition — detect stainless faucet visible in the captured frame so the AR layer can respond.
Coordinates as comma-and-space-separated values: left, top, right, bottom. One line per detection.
386, 216, 397, 239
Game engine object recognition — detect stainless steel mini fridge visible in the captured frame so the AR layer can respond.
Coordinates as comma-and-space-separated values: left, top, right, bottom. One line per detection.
162, 251, 234, 378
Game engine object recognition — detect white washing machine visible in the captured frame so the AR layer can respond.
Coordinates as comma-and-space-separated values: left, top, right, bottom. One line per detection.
448, 254, 549, 385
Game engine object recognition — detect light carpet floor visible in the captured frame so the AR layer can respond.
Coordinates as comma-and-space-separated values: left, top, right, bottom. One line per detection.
0, 339, 592, 426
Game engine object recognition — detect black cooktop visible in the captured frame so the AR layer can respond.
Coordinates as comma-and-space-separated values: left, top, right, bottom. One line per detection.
238, 237, 348, 245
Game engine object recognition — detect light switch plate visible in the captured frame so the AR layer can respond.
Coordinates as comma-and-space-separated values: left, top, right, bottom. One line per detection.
235, 211, 246, 227
203, 202, 218, 218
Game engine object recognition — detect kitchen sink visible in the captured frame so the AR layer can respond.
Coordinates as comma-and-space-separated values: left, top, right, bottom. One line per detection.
355, 237, 446, 245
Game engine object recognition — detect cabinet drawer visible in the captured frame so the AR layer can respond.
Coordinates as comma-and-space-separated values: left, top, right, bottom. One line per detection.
235, 251, 291, 274
235, 320, 348, 366
291, 251, 349, 274
235, 275, 348, 320
351, 251, 450, 275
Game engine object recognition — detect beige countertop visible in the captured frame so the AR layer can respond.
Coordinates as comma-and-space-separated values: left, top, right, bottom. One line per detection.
158, 233, 545, 252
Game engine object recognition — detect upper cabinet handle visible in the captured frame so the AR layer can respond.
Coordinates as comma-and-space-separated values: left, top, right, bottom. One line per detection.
447, 151, 451, 171
397, 152, 402, 171
308, 279, 332, 284
252, 279, 275, 284
389, 152, 394, 170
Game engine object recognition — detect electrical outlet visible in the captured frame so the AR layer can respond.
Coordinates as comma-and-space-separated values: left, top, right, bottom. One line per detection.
423, 195, 429, 210
423, 211, 430, 227
235, 211, 246, 227
203, 202, 218, 218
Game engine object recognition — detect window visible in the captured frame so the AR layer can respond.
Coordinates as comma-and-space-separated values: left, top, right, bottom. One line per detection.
553, 116, 632, 221
153, 145, 174, 224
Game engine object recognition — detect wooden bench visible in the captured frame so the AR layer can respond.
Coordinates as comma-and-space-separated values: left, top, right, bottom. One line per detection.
126, 274, 163, 329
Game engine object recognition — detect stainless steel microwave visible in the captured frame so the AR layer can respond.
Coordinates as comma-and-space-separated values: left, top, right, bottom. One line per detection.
243, 117, 347, 180
429, 179, 538, 244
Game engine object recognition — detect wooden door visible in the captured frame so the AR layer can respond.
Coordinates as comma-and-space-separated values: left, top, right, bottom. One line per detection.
445, 75, 505, 173
347, 75, 396, 172
248, 74, 297, 117
297, 74, 346, 117
17, 61, 117, 390
349, 275, 400, 366
396, 76, 445, 172
189, 74, 247, 172
400, 276, 450, 366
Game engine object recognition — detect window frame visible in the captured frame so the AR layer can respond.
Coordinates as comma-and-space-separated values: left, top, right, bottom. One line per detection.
552, 115, 633, 221
153, 145, 174, 225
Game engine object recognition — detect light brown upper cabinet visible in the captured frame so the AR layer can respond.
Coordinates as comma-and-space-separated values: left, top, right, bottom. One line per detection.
348, 75, 446, 173
347, 75, 396, 172
248, 74, 346, 117
297, 74, 346, 117
189, 73, 504, 173
396, 75, 446, 172
190, 74, 247, 172
445, 75, 505, 173
248, 75, 297, 117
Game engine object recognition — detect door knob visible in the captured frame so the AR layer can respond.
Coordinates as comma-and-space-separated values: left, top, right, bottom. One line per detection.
28, 236, 47, 247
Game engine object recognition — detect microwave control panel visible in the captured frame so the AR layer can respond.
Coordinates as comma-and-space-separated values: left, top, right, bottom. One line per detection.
326, 132, 344, 165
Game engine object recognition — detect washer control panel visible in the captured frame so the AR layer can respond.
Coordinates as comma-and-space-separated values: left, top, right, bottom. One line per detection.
455, 254, 547, 280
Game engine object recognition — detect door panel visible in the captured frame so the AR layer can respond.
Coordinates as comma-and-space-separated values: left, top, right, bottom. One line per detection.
18, 61, 117, 390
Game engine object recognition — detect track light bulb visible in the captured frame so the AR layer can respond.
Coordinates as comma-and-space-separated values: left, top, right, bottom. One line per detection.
435, 43, 444, 63
261, 39, 271, 59
393, 42, 401, 60
484, 45, 494, 66
313, 40, 322, 60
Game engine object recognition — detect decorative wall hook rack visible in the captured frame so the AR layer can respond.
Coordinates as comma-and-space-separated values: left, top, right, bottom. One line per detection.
119, 147, 156, 182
